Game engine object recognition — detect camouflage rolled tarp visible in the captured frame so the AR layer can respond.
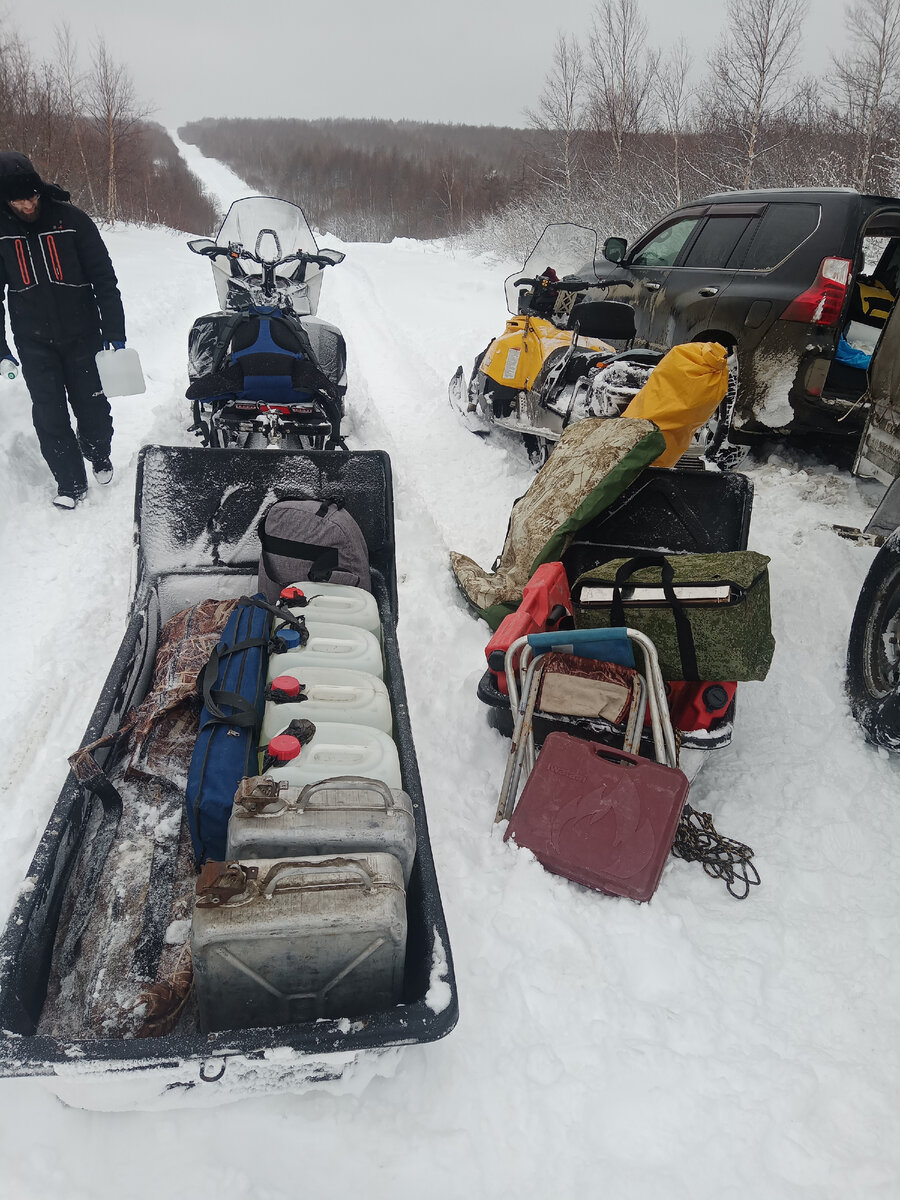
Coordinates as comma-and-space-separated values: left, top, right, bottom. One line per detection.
450, 417, 665, 627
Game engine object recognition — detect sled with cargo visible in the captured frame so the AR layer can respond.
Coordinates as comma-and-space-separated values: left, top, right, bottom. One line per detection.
0, 446, 457, 1107
448, 416, 766, 900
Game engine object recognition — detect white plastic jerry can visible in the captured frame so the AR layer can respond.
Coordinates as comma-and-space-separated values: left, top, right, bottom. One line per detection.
94, 347, 146, 397
261, 723, 403, 791
275, 584, 382, 641
268, 621, 384, 681
262, 668, 393, 738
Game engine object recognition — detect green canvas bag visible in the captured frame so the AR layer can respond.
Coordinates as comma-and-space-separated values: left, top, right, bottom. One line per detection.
572, 551, 775, 682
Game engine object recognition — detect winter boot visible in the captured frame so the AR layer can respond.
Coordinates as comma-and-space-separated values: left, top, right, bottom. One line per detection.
92, 457, 114, 485
53, 485, 86, 510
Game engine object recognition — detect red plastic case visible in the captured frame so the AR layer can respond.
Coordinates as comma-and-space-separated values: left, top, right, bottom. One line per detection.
504, 731, 689, 902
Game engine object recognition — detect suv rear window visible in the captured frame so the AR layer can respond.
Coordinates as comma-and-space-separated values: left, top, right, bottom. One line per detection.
740, 203, 820, 269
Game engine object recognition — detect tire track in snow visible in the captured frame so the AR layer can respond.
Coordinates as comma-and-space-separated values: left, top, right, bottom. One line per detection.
325, 241, 535, 567
322, 244, 616, 1118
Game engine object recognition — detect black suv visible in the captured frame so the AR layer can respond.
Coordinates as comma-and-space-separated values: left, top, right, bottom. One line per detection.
598, 188, 900, 448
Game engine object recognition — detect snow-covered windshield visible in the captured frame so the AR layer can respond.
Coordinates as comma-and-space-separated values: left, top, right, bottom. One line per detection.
505, 224, 601, 315
211, 196, 325, 314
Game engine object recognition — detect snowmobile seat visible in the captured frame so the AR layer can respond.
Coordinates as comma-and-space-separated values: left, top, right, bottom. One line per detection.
570, 300, 636, 343
229, 315, 336, 403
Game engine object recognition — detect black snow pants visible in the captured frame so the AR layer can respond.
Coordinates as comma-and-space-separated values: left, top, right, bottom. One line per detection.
17, 335, 113, 495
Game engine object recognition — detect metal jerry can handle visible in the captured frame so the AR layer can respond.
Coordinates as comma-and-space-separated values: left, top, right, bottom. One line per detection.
260, 858, 376, 897
300, 776, 396, 811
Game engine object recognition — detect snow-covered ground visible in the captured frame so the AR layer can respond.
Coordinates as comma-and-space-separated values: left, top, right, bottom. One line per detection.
1, 149, 899, 1199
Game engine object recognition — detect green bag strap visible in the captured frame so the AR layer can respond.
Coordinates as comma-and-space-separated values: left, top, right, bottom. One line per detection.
608, 553, 700, 681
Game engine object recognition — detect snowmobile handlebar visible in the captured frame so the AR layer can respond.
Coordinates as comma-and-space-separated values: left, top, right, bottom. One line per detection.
187, 239, 344, 271
514, 276, 609, 292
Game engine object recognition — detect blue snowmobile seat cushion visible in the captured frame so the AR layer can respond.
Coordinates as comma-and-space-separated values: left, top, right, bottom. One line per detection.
185, 314, 342, 404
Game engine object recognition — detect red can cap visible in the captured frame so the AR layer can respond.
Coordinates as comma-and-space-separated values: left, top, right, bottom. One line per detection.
280, 586, 306, 602
268, 734, 302, 762
271, 675, 302, 699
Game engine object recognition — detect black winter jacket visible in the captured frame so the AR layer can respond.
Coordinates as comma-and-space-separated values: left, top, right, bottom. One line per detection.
0, 184, 125, 359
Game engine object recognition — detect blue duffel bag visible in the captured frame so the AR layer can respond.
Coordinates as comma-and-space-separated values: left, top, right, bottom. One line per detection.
186, 594, 306, 864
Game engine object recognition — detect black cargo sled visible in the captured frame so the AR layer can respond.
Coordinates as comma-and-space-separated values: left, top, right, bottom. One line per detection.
0, 446, 457, 1105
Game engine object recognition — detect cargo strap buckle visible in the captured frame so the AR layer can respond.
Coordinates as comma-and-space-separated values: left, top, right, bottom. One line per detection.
234, 776, 289, 815
196, 861, 259, 905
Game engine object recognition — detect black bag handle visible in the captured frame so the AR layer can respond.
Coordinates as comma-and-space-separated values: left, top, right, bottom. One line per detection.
608, 553, 700, 681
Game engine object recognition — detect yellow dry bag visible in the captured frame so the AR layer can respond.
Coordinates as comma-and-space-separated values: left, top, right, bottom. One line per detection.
622, 342, 729, 467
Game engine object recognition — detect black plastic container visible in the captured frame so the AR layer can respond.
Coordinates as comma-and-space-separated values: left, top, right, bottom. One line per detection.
561, 466, 753, 580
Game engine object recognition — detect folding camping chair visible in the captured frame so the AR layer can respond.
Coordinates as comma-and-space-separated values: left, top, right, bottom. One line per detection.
495, 626, 678, 824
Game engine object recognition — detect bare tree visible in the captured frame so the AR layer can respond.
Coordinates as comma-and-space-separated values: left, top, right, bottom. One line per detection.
586, 0, 660, 169
709, 0, 808, 188
82, 37, 151, 222
54, 25, 97, 212
833, 0, 900, 190
659, 39, 695, 207
527, 33, 586, 216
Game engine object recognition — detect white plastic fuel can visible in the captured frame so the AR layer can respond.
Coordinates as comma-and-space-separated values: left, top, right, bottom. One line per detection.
275, 583, 381, 640
268, 621, 384, 680
263, 668, 393, 738
261, 723, 402, 791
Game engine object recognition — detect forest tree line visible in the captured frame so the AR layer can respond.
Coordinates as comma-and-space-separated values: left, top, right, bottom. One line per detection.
5, 0, 900, 258
178, 117, 554, 242
474, 0, 900, 258
0, 21, 218, 232
183, 0, 900, 259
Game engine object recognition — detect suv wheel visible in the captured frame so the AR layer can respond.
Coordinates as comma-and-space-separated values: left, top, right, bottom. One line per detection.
694, 350, 749, 470
846, 530, 900, 748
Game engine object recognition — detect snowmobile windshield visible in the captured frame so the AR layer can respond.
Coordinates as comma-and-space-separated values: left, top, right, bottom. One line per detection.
212, 197, 325, 315
505, 224, 601, 316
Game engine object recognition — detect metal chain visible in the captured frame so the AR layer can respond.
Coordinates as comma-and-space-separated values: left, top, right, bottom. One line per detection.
672, 804, 760, 900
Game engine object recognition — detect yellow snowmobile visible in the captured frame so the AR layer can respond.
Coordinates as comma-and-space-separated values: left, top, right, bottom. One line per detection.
450, 223, 659, 464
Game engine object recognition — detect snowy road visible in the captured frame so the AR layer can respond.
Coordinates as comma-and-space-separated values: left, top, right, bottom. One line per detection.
0, 180, 898, 1198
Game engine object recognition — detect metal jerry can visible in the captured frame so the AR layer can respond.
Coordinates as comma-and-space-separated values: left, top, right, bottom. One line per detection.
191, 855, 407, 1032
226, 775, 417, 883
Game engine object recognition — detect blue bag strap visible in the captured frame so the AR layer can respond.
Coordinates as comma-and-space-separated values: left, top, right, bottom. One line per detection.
527, 627, 635, 668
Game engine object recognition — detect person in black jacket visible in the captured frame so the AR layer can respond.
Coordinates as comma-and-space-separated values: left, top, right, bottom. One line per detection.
0, 151, 127, 509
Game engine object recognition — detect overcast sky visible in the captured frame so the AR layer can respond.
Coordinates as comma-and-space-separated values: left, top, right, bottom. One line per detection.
8, 0, 850, 131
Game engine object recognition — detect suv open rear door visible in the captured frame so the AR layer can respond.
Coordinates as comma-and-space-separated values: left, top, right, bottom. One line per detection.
854, 301, 900, 484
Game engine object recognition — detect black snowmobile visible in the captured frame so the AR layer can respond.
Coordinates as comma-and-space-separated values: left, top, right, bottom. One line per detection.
186, 197, 348, 450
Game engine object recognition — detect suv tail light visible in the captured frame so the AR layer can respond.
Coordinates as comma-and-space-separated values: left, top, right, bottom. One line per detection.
781, 257, 852, 326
